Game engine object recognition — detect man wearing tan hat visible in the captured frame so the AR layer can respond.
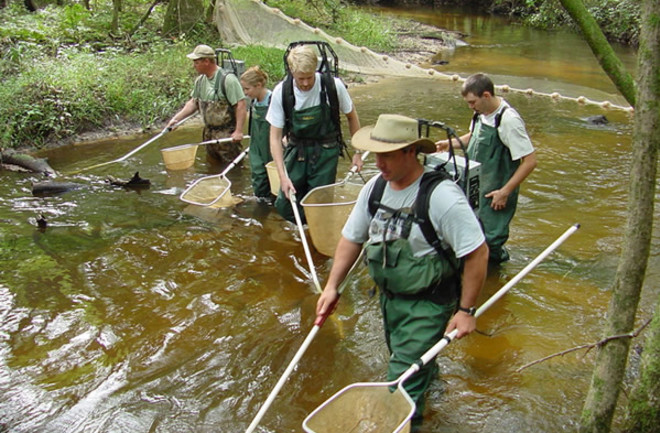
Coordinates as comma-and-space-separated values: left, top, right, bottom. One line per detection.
168, 44, 247, 164
316, 114, 489, 431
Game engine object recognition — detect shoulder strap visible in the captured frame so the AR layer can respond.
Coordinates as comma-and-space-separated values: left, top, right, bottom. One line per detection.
322, 73, 342, 137
367, 175, 387, 218
413, 170, 454, 257
193, 74, 204, 98
282, 75, 295, 137
493, 105, 508, 143
248, 99, 254, 136
470, 111, 479, 133
212, 70, 225, 100
494, 105, 508, 128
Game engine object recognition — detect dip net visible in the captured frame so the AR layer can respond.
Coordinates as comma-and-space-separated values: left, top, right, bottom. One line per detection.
300, 181, 365, 257
179, 175, 241, 208
303, 383, 413, 433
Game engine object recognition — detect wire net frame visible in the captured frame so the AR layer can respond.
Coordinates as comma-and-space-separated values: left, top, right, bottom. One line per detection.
300, 181, 365, 257
179, 175, 236, 208
303, 381, 413, 433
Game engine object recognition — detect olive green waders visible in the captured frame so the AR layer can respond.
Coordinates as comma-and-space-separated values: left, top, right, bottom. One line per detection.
249, 103, 274, 198
275, 104, 340, 223
380, 294, 457, 430
467, 120, 520, 263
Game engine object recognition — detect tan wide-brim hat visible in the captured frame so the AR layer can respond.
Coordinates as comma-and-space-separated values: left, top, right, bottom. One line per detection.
352, 114, 436, 154
186, 44, 215, 60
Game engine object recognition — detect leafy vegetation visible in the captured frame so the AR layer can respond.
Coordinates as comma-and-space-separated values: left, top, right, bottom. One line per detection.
0, 0, 640, 150
464, 0, 640, 46
0, 0, 401, 150
269, 0, 398, 52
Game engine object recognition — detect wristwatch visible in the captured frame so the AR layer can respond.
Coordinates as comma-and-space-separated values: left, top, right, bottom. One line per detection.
457, 306, 477, 316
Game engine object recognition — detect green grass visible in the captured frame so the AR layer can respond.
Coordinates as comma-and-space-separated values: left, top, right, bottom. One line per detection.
268, 0, 398, 53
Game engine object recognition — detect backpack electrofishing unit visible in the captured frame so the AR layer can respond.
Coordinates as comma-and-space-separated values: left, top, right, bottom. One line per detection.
419, 118, 481, 211
281, 41, 347, 155
209, 48, 245, 108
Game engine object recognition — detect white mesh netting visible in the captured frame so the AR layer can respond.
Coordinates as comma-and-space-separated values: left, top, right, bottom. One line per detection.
214, 0, 459, 80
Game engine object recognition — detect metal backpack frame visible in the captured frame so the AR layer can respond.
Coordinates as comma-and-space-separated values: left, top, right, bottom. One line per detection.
281, 41, 344, 149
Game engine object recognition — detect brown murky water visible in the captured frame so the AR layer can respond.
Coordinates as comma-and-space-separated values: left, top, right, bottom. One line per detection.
0, 8, 657, 433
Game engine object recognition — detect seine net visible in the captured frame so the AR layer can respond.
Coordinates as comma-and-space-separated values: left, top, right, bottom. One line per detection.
215, 0, 456, 79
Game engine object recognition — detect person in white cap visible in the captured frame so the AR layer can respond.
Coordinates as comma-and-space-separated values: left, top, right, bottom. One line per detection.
316, 114, 488, 432
168, 44, 247, 164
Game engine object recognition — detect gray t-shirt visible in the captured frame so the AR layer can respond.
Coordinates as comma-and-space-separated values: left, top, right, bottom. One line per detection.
343, 170, 484, 258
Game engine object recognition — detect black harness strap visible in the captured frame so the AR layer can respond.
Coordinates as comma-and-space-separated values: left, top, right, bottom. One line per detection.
471, 106, 508, 135
282, 74, 295, 137
367, 170, 454, 260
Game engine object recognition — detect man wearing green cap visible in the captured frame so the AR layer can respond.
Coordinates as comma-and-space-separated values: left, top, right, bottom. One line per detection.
316, 114, 489, 432
168, 44, 247, 164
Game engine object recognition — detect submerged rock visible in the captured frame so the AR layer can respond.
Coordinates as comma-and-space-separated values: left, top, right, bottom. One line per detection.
585, 114, 609, 125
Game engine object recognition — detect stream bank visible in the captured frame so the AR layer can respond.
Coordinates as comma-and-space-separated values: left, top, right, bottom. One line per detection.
26, 19, 455, 153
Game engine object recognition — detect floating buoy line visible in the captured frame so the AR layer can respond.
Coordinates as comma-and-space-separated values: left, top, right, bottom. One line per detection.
240, 0, 634, 114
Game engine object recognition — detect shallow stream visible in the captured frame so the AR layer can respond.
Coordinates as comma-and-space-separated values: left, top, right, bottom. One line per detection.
0, 6, 657, 433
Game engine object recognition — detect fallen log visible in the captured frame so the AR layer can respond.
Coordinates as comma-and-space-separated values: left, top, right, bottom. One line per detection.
1, 149, 57, 176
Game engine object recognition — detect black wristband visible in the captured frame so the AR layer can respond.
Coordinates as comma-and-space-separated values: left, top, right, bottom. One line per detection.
457, 306, 476, 316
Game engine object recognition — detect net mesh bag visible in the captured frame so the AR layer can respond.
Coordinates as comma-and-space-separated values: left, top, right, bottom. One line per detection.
303, 385, 412, 433
300, 182, 364, 256
180, 175, 240, 208
161, 144, 198, 171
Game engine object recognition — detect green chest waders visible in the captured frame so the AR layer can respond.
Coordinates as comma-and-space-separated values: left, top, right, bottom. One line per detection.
249, 103, 273, 198
364, 203, 460, 430
275, 104, 340, 223
371, 240, 457, 429
467, 120, 520, 262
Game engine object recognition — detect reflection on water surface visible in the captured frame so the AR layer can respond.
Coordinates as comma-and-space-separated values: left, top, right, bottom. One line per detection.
0, 8, 657, 433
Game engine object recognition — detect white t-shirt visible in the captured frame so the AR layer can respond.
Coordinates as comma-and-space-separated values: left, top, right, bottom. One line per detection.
266, 73, 354, 128
471, 99, 535, 161
342, 170, 484, 259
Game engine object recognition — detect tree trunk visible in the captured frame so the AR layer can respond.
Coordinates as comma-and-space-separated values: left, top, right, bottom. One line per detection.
575, 0, 659, 430
621, 0, 660, 427
624, 297, 660, 432
558, 0, 636, 106
129, 0, 163, 38
111, 0, 121, 35
23, 0, 37, 12
163, 0, 206, 37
